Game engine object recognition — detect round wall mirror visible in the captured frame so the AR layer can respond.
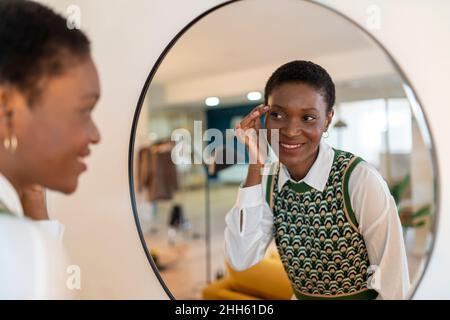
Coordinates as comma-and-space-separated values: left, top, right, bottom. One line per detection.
130, 0, 437, 300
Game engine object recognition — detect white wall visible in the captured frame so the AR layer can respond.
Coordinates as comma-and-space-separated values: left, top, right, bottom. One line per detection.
40, 0, 450, 299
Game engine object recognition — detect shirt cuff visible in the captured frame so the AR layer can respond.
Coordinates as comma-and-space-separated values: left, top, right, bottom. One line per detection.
236, 183, 264, 208
35, 220, 65, 242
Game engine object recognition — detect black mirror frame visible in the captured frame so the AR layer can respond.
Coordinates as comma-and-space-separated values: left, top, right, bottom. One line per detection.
128, 0, 440, 300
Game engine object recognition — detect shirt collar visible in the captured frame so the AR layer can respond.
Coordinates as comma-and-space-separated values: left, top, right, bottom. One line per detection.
278, 139, 335, 192
0, 174, 24, 217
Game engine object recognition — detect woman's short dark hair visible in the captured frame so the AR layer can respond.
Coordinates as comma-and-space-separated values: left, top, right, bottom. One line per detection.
264, 60, 336, 113
0, 0, 91, 105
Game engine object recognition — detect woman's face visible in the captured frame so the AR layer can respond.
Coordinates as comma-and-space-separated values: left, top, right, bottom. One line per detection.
265, 82, 333, 171
11, 57, 101, 194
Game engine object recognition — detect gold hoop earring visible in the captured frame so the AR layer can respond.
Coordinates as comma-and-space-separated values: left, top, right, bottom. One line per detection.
2, 107, 18, 152
3, 134, 18, 152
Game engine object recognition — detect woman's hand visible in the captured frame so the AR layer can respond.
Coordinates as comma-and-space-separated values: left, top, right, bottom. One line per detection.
236, 104, 271, 188
18, 185, 49, 220
235, 104, 270, 165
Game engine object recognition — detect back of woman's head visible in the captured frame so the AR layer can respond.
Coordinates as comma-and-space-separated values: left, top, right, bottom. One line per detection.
0, 0, 90, 105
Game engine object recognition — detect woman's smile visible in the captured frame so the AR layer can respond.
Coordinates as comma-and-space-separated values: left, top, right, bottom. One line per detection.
76, 158, 87, 172
279, 141, 306, 153
76, 149, 90, 173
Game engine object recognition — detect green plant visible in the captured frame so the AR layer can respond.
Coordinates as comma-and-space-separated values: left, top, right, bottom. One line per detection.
389, 173, 432, 228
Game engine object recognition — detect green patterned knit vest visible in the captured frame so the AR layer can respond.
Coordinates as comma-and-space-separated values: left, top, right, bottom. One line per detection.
266, 149, 378, 300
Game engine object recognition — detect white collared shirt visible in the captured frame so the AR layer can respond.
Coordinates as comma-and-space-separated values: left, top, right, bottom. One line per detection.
224, 140, 411, 300
0, 174, 71, 299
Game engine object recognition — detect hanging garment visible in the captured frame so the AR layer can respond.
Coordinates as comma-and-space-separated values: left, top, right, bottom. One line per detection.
137, 146, 151, 192
137, 142, 179, 201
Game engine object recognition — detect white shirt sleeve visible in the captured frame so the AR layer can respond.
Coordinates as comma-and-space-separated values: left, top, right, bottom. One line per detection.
224, 167, 274, 271
349, 162, 411, 300
0, 216, 72, 299
35, 219, 66, 242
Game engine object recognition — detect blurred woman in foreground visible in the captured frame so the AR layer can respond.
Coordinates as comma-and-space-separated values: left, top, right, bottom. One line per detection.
0, 0, 100, 298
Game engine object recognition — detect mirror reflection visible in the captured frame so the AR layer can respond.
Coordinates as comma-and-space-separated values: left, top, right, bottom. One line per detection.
132, 0, 436, 300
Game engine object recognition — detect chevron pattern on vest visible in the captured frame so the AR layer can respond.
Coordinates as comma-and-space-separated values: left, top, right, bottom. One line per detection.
270, 150, 378, 300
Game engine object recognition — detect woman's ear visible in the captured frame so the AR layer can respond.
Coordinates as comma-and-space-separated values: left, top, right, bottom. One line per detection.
0, 104, 5, 142
0, 84, 22, 115
325, 109, 334, 131
0, 86, 10, 134
0, 85, 7, 109
0, 86, 32, 140
0, 86, 16, 151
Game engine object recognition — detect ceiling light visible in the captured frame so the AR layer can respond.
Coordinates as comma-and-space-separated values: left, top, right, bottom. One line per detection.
205, 97, 220, 107
247, 91, 262, 101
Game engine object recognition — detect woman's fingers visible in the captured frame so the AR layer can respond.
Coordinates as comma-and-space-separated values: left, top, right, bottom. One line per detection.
232, 104, 271, 165
254, 105, 269, 129
239, 104, 269, 129
235, 104, 270, 143
247, 104, 269, 133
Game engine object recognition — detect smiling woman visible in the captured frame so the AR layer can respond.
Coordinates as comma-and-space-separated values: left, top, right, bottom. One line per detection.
0, 0, 100, 299
130, 0, 436, 300
263, 61, 335, 181
227, 60, 409, 300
